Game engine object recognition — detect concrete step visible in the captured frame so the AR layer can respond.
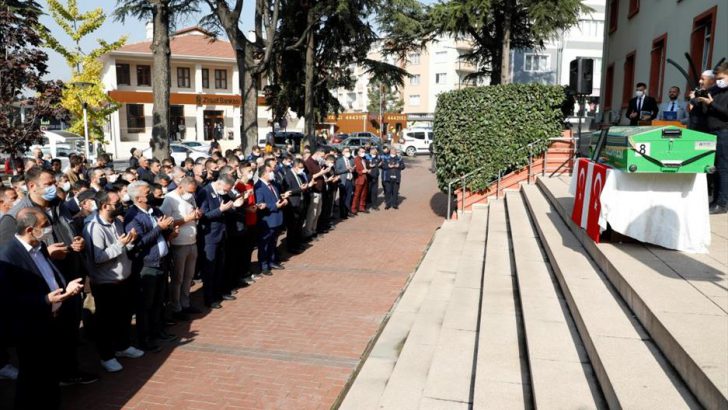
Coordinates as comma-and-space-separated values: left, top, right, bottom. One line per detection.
473, 199, 532, 409
521, 184, 700, 409
376, 208, 478, 409
340, 222, 470, 410
537, 176, 728, 410
421, 206, 488, 406
505, 191, 606, 409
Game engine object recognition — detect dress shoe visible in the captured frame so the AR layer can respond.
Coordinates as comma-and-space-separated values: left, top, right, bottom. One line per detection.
385, 206, 391, 210
139, 343, 162, 353
173, 311, 191, 321
361, 209, 370, 214
261, 270, 273, 276
251, 274, 262, 280
393, 205, 399, 209
206, 302, 223, 309
182, 306, 203, 315
348, 212, 356, 217
156, 331, 179, 343
270, 263, 285, 270
709, 204, 727, 214
222, 294, 237, 301
59, 371, 99, 386
287, 248, 303, 255
164, 318, 178, 327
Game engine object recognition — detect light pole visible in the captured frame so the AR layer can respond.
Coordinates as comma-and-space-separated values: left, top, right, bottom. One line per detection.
69, 81, 93, 160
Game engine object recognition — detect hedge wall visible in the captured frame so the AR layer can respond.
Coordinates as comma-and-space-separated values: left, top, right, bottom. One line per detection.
433, 83, 566, 192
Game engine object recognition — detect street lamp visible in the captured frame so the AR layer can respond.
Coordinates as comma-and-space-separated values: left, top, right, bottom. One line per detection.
69, 81, 93, 160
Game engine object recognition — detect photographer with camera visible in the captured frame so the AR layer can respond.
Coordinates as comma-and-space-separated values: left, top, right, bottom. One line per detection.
694, 63, 728, 214
688, 70, 717, 132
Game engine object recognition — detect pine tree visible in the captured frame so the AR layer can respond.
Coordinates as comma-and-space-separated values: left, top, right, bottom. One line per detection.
367, 82, 404, 114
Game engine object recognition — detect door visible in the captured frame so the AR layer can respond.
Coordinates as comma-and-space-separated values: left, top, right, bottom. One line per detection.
203, 110, 224, 141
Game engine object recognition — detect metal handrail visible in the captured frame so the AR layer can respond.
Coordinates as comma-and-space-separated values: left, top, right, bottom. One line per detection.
445, 136, 578, 219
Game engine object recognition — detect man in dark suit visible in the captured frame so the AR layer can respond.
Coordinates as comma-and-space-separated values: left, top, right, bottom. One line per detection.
136, 156, 155, 184
124, 181, 176, 351
625, 82, 659, 125
303, 150, 326, 238
0, 208, 84, 410
283, 159, 310, 253
335, 148, 355, 218
196, 174, 243, 309
255, 165, 289, 275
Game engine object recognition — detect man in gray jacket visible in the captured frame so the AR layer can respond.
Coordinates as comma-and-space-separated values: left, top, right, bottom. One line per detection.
83, 190, 144, 373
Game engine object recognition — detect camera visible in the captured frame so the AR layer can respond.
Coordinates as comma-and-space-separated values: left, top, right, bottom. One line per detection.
695, 88, 709, 98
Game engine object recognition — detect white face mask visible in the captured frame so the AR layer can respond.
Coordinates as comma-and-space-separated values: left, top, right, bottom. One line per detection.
122, 193, 131, 203
359, 152, 366, 158
181, 192, 193, 201
268, 171, 276, 181
89, 201, 98, 212
344, 152, 351, 158
717, 79, 728, 89
635, 90, 644, 97
62, 182, 71, 192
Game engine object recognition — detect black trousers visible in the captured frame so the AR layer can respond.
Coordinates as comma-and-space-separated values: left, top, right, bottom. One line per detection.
15, 335, 60, 410
285, 205, 305, 250
713, 128, 728, 206
202, 241, 226, 305
384, 181, 400, 208
56, 295, 82, 380
136, 268, 166, 346
92, 278, 135, 360
339, 180, 354, 217
368, 175, 380, 207
318, 189, 334, 231
241, 226, 257, 277
224, 235, 245, 292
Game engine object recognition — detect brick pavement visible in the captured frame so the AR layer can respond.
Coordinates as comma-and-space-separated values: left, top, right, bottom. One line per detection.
0, 157, 448, 410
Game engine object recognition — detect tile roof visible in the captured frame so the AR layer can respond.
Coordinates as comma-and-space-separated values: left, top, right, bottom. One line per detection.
114, 28, 235, 59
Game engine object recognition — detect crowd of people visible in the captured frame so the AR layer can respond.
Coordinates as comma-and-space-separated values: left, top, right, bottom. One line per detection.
0, 140, 406, 409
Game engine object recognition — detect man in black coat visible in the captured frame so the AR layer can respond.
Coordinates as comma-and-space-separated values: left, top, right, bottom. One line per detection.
0, 208, 84, 410
625, 82, 659, 125
283, 159, 310, 253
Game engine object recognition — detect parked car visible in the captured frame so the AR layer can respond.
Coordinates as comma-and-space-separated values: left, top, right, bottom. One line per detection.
349, 131, 379, 140
257, 131, 306, 152
143, 144, 208, 165
178, 141, 211, 153
331, 136, 383, 153
330, 133, 350, 144
398, 127, 434, 157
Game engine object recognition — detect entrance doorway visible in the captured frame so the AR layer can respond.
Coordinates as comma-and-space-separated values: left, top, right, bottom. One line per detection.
203, 110, 224, 141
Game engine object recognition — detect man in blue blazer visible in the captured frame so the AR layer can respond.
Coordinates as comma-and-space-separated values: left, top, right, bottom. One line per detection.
0, 208, 83, 410
255, 165, 289, 275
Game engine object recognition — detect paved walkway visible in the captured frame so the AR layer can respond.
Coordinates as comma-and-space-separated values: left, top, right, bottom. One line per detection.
0, 157, 447, 410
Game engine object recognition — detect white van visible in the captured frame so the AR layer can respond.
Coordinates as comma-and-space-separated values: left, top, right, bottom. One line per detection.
399, 127, 433, 157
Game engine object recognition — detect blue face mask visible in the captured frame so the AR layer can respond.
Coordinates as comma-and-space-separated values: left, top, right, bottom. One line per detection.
42, 185, 57, 201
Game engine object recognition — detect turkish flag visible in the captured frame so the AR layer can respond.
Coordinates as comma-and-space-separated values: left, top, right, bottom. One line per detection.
571, 159, 610, 242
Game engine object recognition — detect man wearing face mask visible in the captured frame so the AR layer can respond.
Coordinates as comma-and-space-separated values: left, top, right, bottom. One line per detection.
0, 207, 85, 410
0, 186, 18, 217
124, 181, 177, 351
335, 148, 356, 218
235, 163, 260, 282
367, 147, 382, 210
318, 154, 339, 233
382, 148, 406, 209
255, 165, 290, 275
90, 169, 108, 193
70, 190, 98, 235
160, 177, 203, 319
303, 149, 327, 238
625, 82, 659, 126
136, 156, 155, 184
695, 62, 728, 214
352, 148, 370, 214
283, 158, 311, 254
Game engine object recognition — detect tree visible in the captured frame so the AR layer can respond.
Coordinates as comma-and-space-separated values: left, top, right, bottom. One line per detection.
0, 0, 68, 156
115, 0, 198, 160
429, 0, 591, 85
367, 82, 404, 114
41, 0, 127, 149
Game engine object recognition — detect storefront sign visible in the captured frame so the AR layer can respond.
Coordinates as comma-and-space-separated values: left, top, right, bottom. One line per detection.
195, 95, 241, 106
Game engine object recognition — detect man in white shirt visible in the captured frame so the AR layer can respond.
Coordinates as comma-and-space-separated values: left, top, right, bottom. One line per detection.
659, 86, 688, 123
160, 176, 202, 320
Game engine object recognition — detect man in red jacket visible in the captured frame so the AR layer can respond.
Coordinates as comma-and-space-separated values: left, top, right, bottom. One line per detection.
352, 148, 369, 214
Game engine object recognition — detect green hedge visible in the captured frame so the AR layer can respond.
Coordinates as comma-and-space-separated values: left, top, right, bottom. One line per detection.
433, 84, 565, 192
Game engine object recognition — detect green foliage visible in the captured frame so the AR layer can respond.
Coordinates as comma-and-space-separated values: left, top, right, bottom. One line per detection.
433, 83, 565, 192
366, 81, 404, 113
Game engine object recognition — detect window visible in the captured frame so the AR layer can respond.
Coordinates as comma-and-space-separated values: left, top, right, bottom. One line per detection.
116, 64, 130, 85
628, 0, 639, 18
202, 68, 209, 88
689, 6, 717, 86
435, 73, 447, 84
214, 69, 227, 89
408, 53, 420, 65
411, 132, 426, 140
126, 104, 145, 133
410, 74, 421, 85
579, 19, 604, 38
409, 95, 421, 106
177, 67, 191, 88
621, 51, 636, 108
435, 51, 447, 62
649, 34, 667, 102
604, 64, 614, 110
136, 65, 151, 86
524, 54, 550, 72
171, 105, 185, 133
608, 0, 619, 34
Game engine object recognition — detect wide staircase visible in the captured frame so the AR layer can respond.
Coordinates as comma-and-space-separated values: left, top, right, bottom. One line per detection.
337, 176, 727, 410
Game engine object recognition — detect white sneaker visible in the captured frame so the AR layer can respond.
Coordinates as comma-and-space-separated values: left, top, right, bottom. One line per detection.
0, 364, 18, 380
100, 358, 123, 373
115, 346, 145, 359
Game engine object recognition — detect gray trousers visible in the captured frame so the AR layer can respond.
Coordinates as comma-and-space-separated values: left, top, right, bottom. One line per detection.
170, 244, 198, 312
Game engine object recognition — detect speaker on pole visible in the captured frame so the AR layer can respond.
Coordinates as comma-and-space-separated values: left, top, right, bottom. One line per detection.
569, 58, 594, 95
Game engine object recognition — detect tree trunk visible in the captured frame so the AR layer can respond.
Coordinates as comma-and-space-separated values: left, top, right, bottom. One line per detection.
500, 7, 511, 85
303, 6, 316, 138
150, 0, 170, 160
242, 41, 258, 151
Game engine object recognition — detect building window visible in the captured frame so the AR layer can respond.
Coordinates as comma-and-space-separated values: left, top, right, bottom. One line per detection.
524, 54, 550, 72
435, 51, 447, 62
690, 6, 717, 85
628, 0, 639, 18
604, 64, 614, 110
201, 68, 209, 88
116, 63, 130, 85
621, 51, 636, 108
410, 74, 421, 85
177, 67, 191, 88
214, 69, 227, 89
579, 19, 604, 38
408, 53, 420, 65
608, 0, 619, 34
126, 104, 145, 133
435, 73, 447, 84
649, 34, 667, 102
409, 95, 421, 106
136, 65, 151, 86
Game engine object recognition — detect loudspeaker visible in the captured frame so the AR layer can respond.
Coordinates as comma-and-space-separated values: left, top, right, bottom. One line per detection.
569, 58, 594, 95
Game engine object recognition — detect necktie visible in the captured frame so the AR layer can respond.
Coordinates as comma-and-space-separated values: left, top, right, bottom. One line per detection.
637, 97, 642, 112
670, 102, 675, 111
268, 183, 278, 200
